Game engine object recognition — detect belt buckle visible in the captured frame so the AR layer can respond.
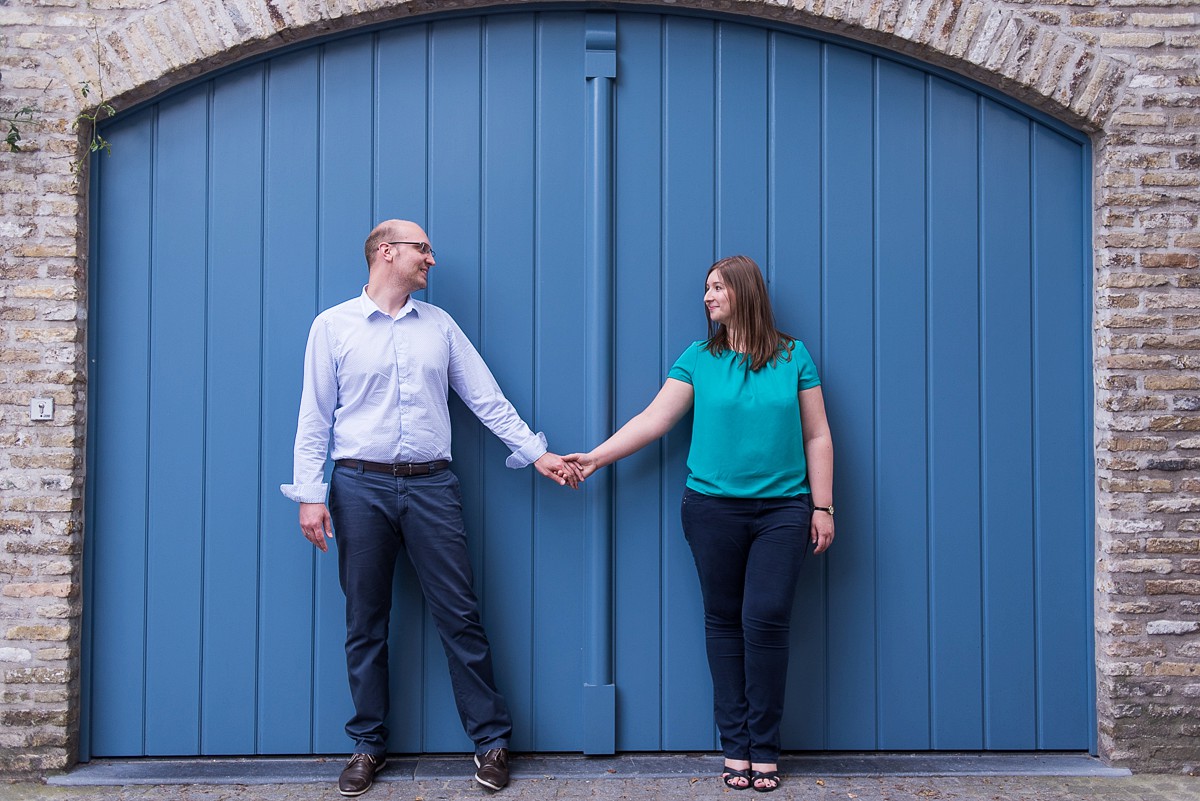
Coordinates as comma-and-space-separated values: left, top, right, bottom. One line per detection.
391, 463, 405, 477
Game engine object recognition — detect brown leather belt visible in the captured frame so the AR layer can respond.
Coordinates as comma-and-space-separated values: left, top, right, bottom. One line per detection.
336, 459, 451, 477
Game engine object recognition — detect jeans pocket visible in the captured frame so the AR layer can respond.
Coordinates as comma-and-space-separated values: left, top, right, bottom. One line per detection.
680, 488, 716, 540
680, 488, 698, 533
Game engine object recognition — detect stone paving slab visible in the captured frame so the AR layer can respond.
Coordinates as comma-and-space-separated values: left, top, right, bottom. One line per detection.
7, 754, 1199, 801
45, 753, 1127, 786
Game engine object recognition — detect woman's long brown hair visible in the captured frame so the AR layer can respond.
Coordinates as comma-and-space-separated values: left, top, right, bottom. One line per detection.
703, 255, 795, 371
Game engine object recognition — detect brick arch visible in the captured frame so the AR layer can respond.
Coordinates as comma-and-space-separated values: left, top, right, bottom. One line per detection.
60, 0, 1127, 132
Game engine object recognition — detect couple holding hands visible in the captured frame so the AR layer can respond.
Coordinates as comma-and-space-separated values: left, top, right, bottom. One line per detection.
281, 220, 834, 797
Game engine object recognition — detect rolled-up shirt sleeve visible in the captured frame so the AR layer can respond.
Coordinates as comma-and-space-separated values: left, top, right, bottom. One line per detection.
280, 316, 338, 503
445, 319, 548, 469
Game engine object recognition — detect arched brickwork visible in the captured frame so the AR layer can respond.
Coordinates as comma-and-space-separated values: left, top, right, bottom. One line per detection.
55, 0, 1128, 132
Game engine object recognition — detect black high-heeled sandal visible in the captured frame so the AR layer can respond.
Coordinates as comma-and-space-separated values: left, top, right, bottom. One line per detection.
721, 767, 752, 790
751, 770, 781, 792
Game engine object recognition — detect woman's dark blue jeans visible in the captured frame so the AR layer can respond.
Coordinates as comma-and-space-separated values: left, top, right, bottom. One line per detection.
681, 488, 812, 764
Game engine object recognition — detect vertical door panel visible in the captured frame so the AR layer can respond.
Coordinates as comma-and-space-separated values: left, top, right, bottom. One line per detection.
479, 14, 540, 752
203, 66, 266, 755
257, 49, 321, 754
376, 26, 430, 221
821, 44, 877, 750
716, 24, 768, 260
1032, 126, 1090, 748
530, 12, 589, 751
90, 109, 155, 757
426, 17, 486, 753
979, 99, 1037, 749
770, 32, 828, 749
611, 13, 669, 752
660, 16, 718, 752
143, 89, 208, 755
874, 60, 931, 749
927, 77, 984, 749
313, 38, 377, 755
374, 26, 433, 753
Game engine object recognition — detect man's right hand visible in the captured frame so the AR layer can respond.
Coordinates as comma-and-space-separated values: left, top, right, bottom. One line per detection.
299, 502, 333, 552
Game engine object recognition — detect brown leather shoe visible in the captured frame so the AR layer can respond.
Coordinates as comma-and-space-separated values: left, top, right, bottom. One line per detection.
338, 752, 386, 797
473, 747, 509, 790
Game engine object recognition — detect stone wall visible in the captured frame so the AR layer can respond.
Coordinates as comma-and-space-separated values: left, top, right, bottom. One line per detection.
1080, 1, 1200, 772
0, 0, 1196, 777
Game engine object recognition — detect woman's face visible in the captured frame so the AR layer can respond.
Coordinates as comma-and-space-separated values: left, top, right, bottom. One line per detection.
704, 269, 734, 325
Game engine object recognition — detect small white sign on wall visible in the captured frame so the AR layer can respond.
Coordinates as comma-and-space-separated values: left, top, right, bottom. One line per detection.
30, 398, 54, 421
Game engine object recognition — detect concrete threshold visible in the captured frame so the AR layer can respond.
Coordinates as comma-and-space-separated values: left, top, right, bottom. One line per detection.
49, 752, 1129, 786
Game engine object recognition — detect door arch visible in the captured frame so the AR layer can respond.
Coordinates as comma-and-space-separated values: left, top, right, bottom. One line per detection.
85, 9, 1092, 757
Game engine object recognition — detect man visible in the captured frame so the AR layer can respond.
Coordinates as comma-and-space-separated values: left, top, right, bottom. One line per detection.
281, 220, 580, 796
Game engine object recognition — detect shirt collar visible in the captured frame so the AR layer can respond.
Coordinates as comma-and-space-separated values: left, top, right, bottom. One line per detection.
357, 286, 418, 321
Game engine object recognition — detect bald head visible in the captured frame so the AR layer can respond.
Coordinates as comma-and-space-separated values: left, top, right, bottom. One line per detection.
364, 219, 425, 268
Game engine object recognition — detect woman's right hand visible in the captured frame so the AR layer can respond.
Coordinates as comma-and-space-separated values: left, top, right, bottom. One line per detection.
561, 452, 599, 480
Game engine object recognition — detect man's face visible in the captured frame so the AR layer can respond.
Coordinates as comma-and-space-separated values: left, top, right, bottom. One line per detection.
383, 228, 436, 294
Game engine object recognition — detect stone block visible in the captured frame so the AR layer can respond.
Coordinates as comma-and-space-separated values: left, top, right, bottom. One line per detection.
1112, 558, 1175, 574
1149, 663, 1200, 678
3, 626, 70, 641
1143, 252, 1200, 269
1103, 518, 1163, 534
1150, 416, 1200, 432
1130, 12, 1199, 27
1148, 620, 1200, 635
0, 583, 74, 599
1105, 436, 1168, 452
3, 668, 68, 685
1147, 580, 1200, 595
1147, 538, 1200, 554
1146, 375, 1200, 389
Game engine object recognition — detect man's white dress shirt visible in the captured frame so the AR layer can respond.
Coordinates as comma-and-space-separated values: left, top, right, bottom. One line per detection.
280, 288, 547, 504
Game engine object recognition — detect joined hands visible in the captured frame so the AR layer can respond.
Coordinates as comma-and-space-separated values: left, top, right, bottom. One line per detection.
534, 452, 586, 489
560, 452, 599, 481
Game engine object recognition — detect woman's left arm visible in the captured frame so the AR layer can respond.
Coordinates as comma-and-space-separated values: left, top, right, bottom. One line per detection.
800, 386, 835, 554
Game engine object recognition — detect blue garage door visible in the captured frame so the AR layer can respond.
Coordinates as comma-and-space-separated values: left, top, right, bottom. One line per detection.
84, 10, 1092, 757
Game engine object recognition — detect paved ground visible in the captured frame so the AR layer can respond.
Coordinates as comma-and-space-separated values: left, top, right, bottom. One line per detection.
4, 754, 1200, 801
5, 774, 1200, 801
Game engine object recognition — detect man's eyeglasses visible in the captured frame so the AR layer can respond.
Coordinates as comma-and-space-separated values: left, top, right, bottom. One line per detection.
386, 241, 436, 258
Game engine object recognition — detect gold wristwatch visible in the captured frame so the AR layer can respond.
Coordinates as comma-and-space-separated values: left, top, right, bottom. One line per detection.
813, 504, 834, 517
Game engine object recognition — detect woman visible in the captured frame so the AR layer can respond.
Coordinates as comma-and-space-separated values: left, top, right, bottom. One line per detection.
564, 255, 834, 793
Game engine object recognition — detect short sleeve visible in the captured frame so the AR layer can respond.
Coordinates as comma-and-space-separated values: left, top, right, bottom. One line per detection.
793, 341, 821, 390
667, 341, 704, 385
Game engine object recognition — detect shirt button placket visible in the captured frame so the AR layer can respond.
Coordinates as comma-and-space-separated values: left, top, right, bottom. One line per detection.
393, 320, 409, 460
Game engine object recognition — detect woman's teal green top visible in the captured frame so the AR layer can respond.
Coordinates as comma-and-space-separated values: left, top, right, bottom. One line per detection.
667, 339, 821, 498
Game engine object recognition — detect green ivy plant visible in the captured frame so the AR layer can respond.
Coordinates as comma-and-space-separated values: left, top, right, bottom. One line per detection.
2, 26, 115, 170
74, 80, 115, 171
1, 84, 114, 171
3, 103, 36, 152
